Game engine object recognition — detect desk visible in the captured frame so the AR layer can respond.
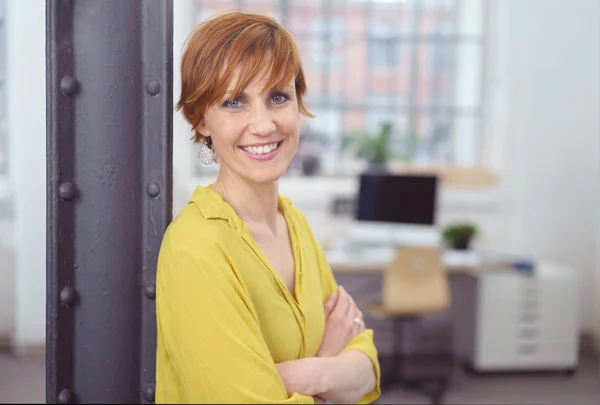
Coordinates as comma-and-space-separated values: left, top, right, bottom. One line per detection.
327, 249, 580, 374
326, 247, 512, 275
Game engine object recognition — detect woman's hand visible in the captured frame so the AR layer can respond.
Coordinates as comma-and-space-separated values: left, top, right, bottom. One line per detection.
316, 286, 365, 357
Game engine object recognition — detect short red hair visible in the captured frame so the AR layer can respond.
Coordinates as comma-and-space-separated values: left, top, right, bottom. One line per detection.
177, 11, 313, 145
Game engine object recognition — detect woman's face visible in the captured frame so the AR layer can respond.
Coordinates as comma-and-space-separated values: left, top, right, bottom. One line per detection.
198, 68, 300, 185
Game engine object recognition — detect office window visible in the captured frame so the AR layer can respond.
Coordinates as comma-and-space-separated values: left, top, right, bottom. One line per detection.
192, 0, 487, 175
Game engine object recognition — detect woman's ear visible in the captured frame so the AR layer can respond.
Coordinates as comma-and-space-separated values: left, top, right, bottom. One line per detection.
195, 116, 210, 138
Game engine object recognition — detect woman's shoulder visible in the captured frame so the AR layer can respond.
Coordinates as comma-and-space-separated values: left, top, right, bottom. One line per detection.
161, 202, 233, 253
157, 203, 241, 286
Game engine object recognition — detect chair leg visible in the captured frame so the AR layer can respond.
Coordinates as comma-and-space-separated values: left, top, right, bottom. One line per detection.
393, 318, 404, 380
382, 318, 403, 388
431, 380, 448, 405
404, 379, 447, 405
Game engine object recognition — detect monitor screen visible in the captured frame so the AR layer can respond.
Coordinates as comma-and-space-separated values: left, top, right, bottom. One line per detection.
355, 173, 438, 225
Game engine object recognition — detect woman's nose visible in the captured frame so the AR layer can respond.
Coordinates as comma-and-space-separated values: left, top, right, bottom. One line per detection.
248, 104, 276, 136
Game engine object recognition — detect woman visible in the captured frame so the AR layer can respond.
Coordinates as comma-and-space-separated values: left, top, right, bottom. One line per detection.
155, 11, 381, 404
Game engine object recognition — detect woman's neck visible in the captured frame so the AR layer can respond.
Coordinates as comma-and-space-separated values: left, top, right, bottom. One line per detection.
212, 170, 280, 233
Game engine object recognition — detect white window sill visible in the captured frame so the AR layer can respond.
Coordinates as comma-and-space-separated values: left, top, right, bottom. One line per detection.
184, 174, 501, 215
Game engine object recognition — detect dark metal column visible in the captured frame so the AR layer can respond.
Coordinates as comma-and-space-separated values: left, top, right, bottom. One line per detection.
46, 0, 173, 403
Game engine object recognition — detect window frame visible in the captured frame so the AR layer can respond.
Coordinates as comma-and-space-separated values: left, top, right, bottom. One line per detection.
187, 0, 492, 177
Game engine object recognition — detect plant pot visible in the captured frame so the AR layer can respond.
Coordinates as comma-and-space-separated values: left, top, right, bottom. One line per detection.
301, 156, 320, 176
453, 235, 471, 250
365, 162, 389, 174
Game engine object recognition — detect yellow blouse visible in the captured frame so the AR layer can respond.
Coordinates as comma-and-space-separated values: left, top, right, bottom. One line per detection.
155, 185, 381, 404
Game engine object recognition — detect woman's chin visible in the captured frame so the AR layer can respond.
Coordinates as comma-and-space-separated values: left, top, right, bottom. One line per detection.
244, 165, 287, 185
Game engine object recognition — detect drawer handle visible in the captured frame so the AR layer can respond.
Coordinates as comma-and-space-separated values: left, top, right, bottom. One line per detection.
520, 300, 538, 311
518, 343, 538, 355
519, 313, 539, 324
518, 328, 539, 340
522, 288, 539, 298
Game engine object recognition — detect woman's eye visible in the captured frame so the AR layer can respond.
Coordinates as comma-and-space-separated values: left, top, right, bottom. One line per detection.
226, 99, 241, 108
272, 94, 289, 104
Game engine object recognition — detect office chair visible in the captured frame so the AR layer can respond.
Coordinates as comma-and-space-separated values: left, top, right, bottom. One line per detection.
366, 246, 454, 405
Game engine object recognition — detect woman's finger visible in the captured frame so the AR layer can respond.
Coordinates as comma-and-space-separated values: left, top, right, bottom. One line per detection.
345, 288, 359, 318
324, 292, 337, 317
332, 286, 350, 318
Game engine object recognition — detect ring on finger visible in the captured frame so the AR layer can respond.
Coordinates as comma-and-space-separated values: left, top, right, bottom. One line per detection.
353, 317, 364, 327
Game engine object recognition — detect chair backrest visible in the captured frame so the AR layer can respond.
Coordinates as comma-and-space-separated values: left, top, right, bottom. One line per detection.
382, 246, 450, 315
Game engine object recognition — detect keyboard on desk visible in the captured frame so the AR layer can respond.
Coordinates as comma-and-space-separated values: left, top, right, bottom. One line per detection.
326, 245, 482, 268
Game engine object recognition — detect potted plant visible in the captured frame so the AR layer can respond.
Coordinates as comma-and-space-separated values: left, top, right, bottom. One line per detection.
341, 122, 394, 171
341, 122, 421, 171
442, 223, 478, 250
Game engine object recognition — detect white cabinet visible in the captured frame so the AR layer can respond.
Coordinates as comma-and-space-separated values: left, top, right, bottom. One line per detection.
467, 263, 580, 372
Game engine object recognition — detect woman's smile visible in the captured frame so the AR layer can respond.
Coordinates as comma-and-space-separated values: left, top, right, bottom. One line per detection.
239, 140, 284, 161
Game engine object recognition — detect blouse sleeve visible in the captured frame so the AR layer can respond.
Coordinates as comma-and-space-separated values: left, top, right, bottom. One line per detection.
310, 225, 382, 404
156, 230, 314, 404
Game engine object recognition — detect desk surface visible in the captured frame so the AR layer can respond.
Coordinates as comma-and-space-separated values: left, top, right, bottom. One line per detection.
326, 247, 512, 274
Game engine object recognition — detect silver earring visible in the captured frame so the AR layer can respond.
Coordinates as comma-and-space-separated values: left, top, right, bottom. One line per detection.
197, 143, 216, 166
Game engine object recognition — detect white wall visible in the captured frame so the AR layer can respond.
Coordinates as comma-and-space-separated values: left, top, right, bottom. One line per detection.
4, 0, 46, 350
496, 0, 600, 335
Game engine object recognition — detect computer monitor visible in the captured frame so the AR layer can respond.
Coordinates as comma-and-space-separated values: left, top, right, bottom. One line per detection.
355, 173, 438, 225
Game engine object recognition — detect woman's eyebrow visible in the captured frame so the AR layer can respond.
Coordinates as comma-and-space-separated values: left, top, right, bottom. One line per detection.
222, 84, 294, 97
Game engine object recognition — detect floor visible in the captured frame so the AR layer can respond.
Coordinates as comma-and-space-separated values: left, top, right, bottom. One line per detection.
1, 352, 599, 404
0, 353, 45, 403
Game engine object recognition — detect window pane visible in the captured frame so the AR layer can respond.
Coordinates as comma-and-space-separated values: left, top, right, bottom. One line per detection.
239, 0, 282, 22
195, 0, 237, 22
451, 115, 480, 165
287, 0, 323, 35
411, 113, 482, 166
418, 0, 484, 37
413, 111, 454, 164
419, 0, 456, 36
369, 39, 399, 69
367, 42, 412, 107
370, 0, 415, 36
456, 0, 484, 36
415, 42, 454, 107
304, 108, 343, 174
453, 43, 483, 108
343, 109, 366, 134
293, 36, 325, 102
341, 37, 368, 104
196, 0, 282, 22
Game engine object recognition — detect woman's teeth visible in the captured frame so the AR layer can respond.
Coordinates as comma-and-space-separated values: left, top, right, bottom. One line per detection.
242, 142, 280, 155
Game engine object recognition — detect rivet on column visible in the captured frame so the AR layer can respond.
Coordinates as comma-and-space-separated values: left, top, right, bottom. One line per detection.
57, 388, 74, 404
143, 383, 155, 402
59, 286, 77, 307
59, 182, 76, 201
146, 79, 161, 96
60, 76, 78, 96
144, 283, 156, 300
147, 182, 160, 198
